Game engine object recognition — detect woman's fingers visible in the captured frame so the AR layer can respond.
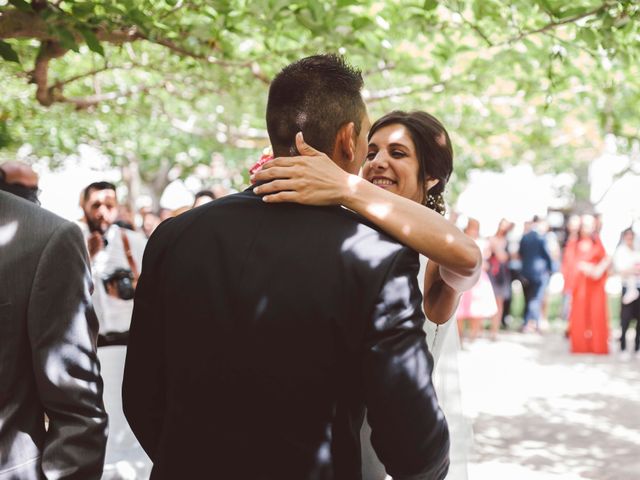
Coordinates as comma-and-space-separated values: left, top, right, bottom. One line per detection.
253, 166, 297, 182
260, 157, 298, 170
254, 178, 298, 195
262, 191, 299, 203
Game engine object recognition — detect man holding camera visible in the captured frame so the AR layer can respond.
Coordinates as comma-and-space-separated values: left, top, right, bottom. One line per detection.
78, 181, 147, 346
77, 181, 151, 477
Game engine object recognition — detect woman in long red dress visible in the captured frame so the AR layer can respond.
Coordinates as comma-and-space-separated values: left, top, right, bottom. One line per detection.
569, 215, 610, 354
560, 215, 581, 326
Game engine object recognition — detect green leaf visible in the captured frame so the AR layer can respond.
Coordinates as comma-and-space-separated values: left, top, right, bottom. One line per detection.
423, 0, 438, 11
534, 0, 556, 16
71, 2, 95, 19
0, 40, 20, 63
54, 26, 80, 52
8, 0, 32, 12
337, 0, 361, 6
577, 28, 598, 49
352, 16, 373, 30
78, 27, 105, 56
309, 3, 323, 22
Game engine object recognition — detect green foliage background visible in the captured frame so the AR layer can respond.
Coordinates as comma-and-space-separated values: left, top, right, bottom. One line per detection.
1, 0, 639, 206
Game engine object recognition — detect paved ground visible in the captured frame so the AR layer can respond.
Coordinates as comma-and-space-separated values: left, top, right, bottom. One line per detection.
460, 328, 640, 480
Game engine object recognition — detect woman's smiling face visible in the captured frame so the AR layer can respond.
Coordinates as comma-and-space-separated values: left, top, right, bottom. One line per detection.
363, 123, 424, 204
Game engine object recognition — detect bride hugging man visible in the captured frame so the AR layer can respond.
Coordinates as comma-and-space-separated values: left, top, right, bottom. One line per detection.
123, 54, 481, 480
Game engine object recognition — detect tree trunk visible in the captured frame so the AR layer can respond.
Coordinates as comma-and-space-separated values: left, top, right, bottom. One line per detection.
121, 155, 141, 213
142, 160, 173, 212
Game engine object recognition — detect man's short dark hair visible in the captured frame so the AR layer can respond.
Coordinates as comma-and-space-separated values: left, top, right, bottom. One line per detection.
194, 190, 216, 201
266, 54, 366, 157
82, 181, 116, 203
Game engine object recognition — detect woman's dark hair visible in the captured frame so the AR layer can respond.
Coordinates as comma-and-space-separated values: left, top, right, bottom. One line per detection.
368, 110, 453, 215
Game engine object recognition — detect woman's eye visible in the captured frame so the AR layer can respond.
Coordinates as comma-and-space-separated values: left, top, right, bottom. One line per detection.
391, 150, 406, 158
366, 152, 376, 161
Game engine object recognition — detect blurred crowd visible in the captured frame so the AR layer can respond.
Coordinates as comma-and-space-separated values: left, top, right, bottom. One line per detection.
452, 211, 640, 359
3, 159, 639, 359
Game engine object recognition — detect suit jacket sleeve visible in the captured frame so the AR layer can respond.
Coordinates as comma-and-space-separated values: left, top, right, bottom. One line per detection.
28, 221, 108, 480
363, 247, 450, 480
122, 223, 168, 461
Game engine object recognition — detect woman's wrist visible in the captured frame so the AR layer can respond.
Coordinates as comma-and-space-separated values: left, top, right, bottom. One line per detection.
339, 173, 364, 207
438, 264, 481, 292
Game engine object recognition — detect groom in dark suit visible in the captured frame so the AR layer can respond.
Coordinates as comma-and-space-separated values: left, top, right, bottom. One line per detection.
123, 54, 449, 479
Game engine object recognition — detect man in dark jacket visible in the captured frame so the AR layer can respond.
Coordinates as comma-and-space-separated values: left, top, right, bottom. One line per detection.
123, 54, 449, 479
0, 190, 108, 479
519, 216, 554, 331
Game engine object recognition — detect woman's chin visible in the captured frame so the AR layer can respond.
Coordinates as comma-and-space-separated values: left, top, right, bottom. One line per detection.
372, 183, 397, 192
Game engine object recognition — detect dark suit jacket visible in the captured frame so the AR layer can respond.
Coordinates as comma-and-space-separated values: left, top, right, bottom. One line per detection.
123, 187, 449, 480
519, 228, 554, 283
0, 191, 107, 479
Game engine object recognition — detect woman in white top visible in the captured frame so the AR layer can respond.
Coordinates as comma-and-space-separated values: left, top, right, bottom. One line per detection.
613, 227, 640, 355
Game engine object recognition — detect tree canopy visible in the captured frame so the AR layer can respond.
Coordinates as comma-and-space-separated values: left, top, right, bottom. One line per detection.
1, 0, 639, 206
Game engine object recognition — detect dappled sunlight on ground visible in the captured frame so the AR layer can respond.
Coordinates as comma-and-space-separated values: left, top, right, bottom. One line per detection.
460, 331, 640, 480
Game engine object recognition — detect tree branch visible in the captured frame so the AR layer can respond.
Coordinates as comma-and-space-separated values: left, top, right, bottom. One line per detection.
31, 40, 69, 106
496, 3, 610, 46
63, 84, 155, 110
158, 101, 268, 148
52, 65, 112, 89
364, 61, 397, 77
364, 80, 449, 102
158, 0, 186, 20
542, 31, 599, 60
0, 8, 141, 43
145, 35, 270, 84
451, 1, 494, 47
0, 6, 268, 77
593, 163, 640, 206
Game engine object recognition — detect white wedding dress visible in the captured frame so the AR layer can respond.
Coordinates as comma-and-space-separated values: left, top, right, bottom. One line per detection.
361, 256, 472, 479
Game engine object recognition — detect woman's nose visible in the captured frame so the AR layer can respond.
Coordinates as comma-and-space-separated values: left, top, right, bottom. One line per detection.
369, 152, 389, 170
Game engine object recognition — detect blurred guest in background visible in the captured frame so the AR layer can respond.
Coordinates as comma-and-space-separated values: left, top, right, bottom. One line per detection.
78, 181, 147, 341
539, 219, 561, 326
488, 219, 514, 332
457, 218, 498, 341
569, 215, 610, 354
192, 189, 216, 208
613, 227, 640, 358
519, 216, 554, 332
77, 181, 151, 477
114, 204, 136, 231
159, 207, 173, 221
0, 161, 40, 204
561, 215, 581, 331
141, 210, 162, 238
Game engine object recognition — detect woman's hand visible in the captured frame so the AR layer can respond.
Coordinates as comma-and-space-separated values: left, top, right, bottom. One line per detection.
252, 132, 363, 206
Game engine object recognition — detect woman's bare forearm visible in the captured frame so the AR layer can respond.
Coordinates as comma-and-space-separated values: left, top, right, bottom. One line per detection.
341, 175, 481, 276
422, 261, 462, 324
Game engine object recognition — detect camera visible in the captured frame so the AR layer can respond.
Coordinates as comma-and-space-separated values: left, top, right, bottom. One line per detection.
103, 268, 135, 300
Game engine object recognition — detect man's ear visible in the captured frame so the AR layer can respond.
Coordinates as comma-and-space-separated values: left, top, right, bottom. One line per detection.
332, 122, 356, 165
